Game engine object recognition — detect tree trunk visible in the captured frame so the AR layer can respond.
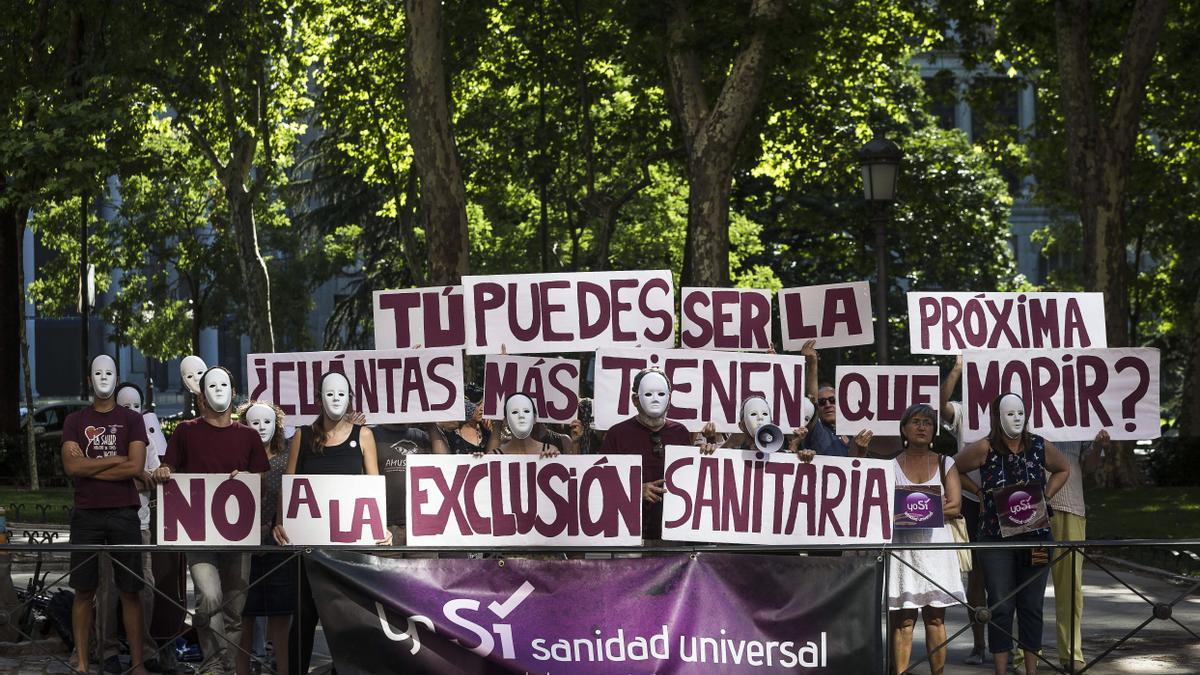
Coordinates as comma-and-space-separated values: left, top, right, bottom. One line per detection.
684, 160, 734, 285
1180, 284, 1200, 437
17, 217, 38, 490
225, 182, 275, 352
0, 201, 22, 435
405, 0, 470, 285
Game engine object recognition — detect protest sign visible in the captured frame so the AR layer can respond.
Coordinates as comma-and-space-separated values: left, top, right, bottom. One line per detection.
462, 270, 675, 354
907, 292, 1107, 354
660, 447, 894, 545
247, 348, 464, 425
778, 281, 874, 349
835, 366, 940, 437
482, 354, 580, 423
680, 287, 773, 351
406, 455, 642, 547
961, 348, 1160, 441
281, 475, 387, 546
373, 286, 466, 349
157, 474, 260, 546
307, 550, 882, 674
592, 348, 806, 433
893, 485, 944, 530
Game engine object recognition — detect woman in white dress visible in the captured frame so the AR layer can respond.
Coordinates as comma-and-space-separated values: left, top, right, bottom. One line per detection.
889, 403, 967, 675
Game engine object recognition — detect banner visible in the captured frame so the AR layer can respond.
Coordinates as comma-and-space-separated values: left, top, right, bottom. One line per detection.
592, 348, 806, 433
482, 354, 580, 423
406, 455, 642, 547
680, 287, 772, 351
462, 270, 675, 354
834, 366, 940, 437
281, 475, 387, 545
306, 549, 883, 674
907, 292, 1107, 354
778, 281, 874, 349
247, 348, 465, 425
660, 448, 894, 545
157, 474, 260, 546
373, 286, 466, 349
961, 348, 1160, 441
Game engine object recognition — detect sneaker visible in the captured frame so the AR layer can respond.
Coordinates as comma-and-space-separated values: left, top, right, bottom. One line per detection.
965, 647, 985, 665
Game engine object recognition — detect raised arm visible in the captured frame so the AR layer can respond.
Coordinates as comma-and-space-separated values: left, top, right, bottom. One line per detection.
941, 355, 963, 423
801, 339, 819, 401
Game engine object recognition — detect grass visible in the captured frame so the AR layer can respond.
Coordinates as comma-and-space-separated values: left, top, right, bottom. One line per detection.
0, 487, 73, 524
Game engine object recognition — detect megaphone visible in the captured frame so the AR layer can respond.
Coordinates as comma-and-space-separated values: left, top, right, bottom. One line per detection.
754, 423, 785, 454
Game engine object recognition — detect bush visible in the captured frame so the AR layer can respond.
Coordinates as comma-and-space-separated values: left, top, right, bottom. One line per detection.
0, 433, 70, 487
1145, 436, 1200, 486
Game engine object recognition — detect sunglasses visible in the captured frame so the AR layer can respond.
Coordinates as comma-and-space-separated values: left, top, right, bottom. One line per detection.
817, 396, 836, 406
650, 430, 664, 457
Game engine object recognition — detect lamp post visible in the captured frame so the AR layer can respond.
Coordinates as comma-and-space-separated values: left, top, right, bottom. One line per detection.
857, 133, 902, 365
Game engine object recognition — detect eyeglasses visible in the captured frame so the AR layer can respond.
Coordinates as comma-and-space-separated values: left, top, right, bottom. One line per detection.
817, 396, 836, 406
650, 430, 664, 457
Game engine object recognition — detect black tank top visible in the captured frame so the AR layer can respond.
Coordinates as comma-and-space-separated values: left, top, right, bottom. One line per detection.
297, 424, 365, 475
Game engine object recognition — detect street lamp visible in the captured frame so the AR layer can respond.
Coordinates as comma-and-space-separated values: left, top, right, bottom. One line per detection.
857, 133, 902, 364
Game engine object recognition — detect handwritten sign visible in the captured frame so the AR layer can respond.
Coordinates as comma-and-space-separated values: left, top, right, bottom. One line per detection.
282, 475, 387, 546
157, 474, 260, 546
680, 287, 773, 351
373, 286, 465, 349
482, 354, 580, 423
660, 448, 894, 544
247, 348, 464, 426
406, 455, 642, 546
462, 270, 675, 354
835, 366, 940, 437
778, 281, 874, 349
907, 292, 1107, 354
961, 348, 1160, 441
592, 348, 806, 433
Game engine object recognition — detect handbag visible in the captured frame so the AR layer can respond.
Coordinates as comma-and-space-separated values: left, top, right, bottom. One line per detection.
939, 455, 973, 573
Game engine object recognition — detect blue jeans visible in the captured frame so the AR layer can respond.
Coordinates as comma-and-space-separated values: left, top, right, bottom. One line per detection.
977, 534, 1052, 654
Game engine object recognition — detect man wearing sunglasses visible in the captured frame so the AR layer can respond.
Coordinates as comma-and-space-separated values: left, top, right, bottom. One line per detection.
803, 340, 873, 457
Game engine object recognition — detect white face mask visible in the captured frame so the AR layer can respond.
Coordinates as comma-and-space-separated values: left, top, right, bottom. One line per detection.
90, 355, 117, 400
203, 368, 233, 414
998, 394, 1026, 438
635, 372, 671, 420
505, 395, 536, 440
116, 387, 142, 413
245, 404, 277, 445
181, 355, 207, 395
322, 373, 351, 421
800, 397, 815, 427
741, 397, 772, 436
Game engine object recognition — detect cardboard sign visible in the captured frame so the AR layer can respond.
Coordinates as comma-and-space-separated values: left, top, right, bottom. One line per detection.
961, 348, 1160, 441
462, 270, 675, 354
660, 448, 894, 545
247, 348, 465, 426
893, 485, 944, 530
679, 287, 773, 351
406, 455, 642, 546
281, 475, 387, 546
482, 354, 580, 423
907, 292, 1107, 354
835, 366, 940, 437
157, 474, 260, 546
592, 348, 806, 433
993, 483, 1050, 537
778, 281, 874, 349
373, 286, 465, 349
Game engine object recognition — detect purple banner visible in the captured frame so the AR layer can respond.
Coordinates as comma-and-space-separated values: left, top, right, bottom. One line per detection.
305, 550, 882, 674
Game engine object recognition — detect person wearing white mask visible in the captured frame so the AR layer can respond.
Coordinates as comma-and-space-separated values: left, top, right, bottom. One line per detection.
711, 396, 812, 459
60, 357, 151, 675
180, 355, 208, 418
156, 366, 269, 675
496, 393, 570, 456
955, 393, 1070, 675
273, 371, 389, 675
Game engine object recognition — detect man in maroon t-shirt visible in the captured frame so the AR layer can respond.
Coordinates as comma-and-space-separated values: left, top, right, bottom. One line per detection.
599, 368, 701, 543
154, 366, 268, 675
62, 355, 151, 675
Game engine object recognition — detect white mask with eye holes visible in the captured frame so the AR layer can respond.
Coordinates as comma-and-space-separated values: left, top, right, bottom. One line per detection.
245, 403, 277, 445
998, 394, 1027, 438
321, 373, 351, 421
116, 386, 142, 413
740, 396, 772, 436
505, 394, 536, 440
90, 355, 117, 400
203, 368, 233, 414
800, 397, 815, 427
180, 355, 207, 396
635, 371, 672, 421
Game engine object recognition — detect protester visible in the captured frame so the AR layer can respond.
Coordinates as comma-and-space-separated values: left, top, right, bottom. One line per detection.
234, 401, 294, 675
439, 397, 493, 454
1049, 429, 1109, 670
273, 371, 391, 674
156, 366, 270, 675
373, 421, 449, 545
61, 356, 150, 675
715, 395, 813, 460
496, 393, 571, 456
888, 404, 966, 675
954, 393, 1070, 675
